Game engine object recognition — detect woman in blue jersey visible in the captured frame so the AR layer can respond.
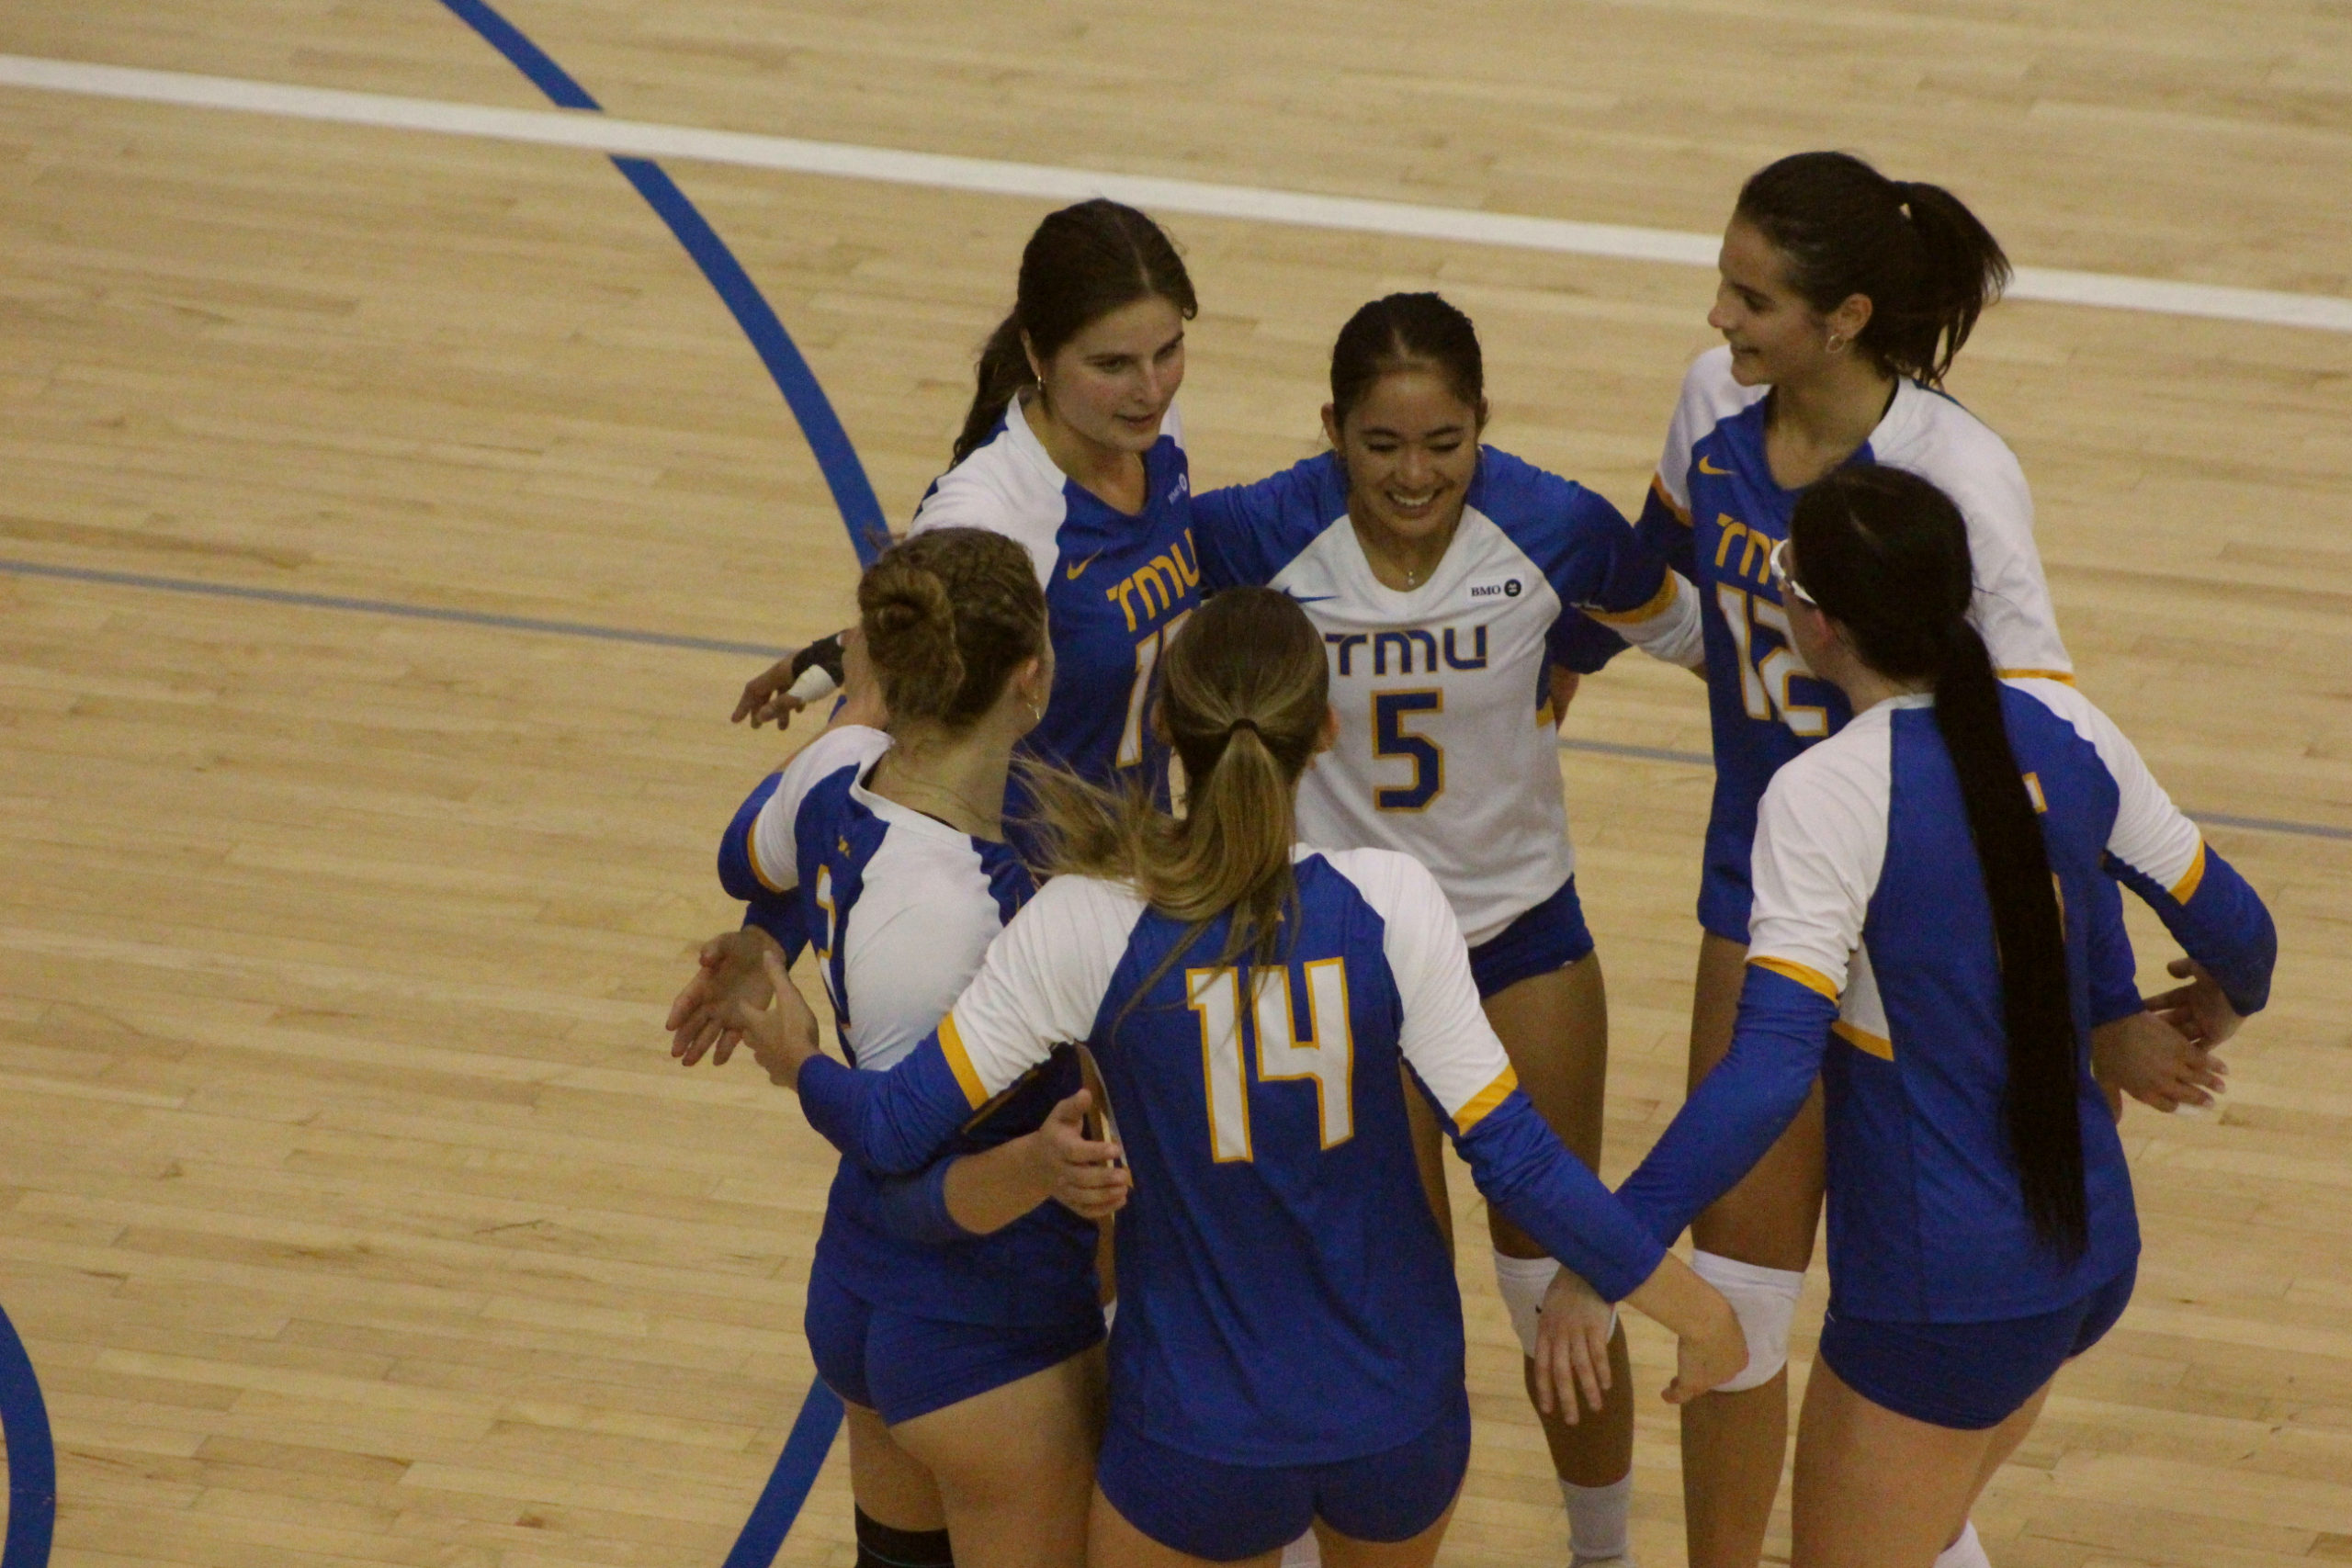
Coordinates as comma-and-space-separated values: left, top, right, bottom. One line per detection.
1614, 466, 2274, 1566
671, 526, 1127, 1568
714, 587, 1748, 1568
731, 197, 1202, 821
1190, 293, 1705, 1565
1629, 151, 2223, 1568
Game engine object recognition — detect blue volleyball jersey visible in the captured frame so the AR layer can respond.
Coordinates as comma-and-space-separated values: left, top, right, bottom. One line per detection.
1620, 679, 2276, 1322
795, 848, 1668, 1466
910, 400, 1200, 806
1193, 449, 1703, 943
1636, 348, 2073, 934
734, 723, 1098, 1328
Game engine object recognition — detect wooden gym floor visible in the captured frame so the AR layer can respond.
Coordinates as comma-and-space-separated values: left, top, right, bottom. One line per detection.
0, 2, 2346, 1563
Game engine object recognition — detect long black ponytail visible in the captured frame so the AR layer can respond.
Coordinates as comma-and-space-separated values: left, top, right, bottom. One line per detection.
1736, 152, 2011, 387
952, 199, 1197, 464
1789, 466, 2086, 1256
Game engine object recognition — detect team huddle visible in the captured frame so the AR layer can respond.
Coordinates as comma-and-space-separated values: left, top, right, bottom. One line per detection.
661, 152, 2277, 1568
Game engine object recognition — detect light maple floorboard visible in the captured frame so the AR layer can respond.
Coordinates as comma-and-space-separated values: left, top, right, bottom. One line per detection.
0, 2, 2346, 1564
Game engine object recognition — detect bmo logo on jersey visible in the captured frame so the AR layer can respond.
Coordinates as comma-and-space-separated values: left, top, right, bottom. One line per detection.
1466, 577, 1523, 604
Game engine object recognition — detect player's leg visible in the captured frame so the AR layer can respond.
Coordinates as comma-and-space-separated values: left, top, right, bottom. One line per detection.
1679, 930, 1825, 1568
1787, 1359, 1989, 1568
1481, 923, 1638, 1564
806, 1264, 954, 1565
883, 1330, 1107, 1568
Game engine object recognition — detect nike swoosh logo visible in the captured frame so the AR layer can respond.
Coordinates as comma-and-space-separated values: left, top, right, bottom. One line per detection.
1064, 552, 1103, 580
1697, 456, 1732, 476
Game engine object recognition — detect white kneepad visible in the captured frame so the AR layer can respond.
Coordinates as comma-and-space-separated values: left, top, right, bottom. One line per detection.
1493, 1252, 1561, 1358
1689, 1249, 1804, 1393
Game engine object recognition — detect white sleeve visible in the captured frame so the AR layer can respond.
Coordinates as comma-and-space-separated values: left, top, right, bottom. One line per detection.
2018, 680, 2204, 897
1603, 570, 1706, 668
747, 725, 890, 896
1346, 852, 1523, 1134
1909, 435, 2073, 679
1744, 735, 1892, 1000
908, 460, 1063, 594
937, 876, 1147, 1106
837, 838, 1003, 1074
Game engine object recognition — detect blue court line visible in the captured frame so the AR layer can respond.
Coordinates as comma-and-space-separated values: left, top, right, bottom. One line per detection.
429, 1, 855, 1559
435, 0, 889, 568
0, 1303, 56, 1568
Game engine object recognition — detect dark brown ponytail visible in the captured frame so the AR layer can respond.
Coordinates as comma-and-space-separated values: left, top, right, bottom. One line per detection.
858, 527, 1046, 733
1329, 292, 1487, 428
952, 199, 1198, 465
1736, 152, 2011, 386
1789, 467, 2086, 1256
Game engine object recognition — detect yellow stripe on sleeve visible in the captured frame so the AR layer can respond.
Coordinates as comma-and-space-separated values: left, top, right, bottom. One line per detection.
745, 822, 788, 895
1586, 573, 1679, 626
1998, 668, 2076, 684
2169, 839, 2208, 904
936, 1012, 990, 1110
1831, 1020, 1894, 1061
1452, 1065, 1521, 1135
1747, 955, 1841, 1002
1651, 472, 1692, 525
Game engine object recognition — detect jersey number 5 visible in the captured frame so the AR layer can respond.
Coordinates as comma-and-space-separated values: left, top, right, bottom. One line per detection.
1115, 609, 1194, 770
1372, 690, 1444, 811
1716, 585, 1828, 738
1187, 962, 1355, 1161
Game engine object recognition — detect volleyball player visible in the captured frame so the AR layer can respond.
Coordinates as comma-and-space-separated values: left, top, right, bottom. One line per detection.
1190, 292, 1704, 1566
1631, 150, 2222, 1568
670, 527, 1121, 1568
731, 198, 1200, 827
716, 588, 1747, 1568
1614, 466, 2275, 1566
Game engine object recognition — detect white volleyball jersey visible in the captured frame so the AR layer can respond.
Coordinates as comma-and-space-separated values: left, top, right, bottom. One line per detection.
747, 724, 1027, 1070
1196, 449, 1702, 945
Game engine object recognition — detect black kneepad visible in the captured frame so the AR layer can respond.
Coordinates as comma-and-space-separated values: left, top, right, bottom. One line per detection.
854, 1506, 954, 1568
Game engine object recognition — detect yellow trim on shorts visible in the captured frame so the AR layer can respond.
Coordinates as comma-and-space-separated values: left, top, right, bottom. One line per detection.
1587, 573, 1679, 626
1832, 1020, 1894, 1061
937, 1013, 989, 1110
1453, 1065, 1521, 1134
2170, 839, 2208, 904
1747, 955, 1840, 1002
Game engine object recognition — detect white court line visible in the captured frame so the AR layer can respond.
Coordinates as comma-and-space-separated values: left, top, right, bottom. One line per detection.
5, 52, 2349, 334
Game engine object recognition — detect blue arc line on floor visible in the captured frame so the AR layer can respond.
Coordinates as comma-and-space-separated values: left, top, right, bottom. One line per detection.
434, 0, 888, 568
0, 1303, 57, 1568
430, 1, 856, 1561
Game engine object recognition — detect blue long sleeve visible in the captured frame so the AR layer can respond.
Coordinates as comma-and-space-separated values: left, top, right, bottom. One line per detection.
2106, 843, 2276, 1016
1617, 966, 1839, 1246
718, 772, 785, 902
797, 1034, 978, 1176
2083, 872, 2142, 1028
1445, 1089, 1665, 1302
865, 1157, 971, 1246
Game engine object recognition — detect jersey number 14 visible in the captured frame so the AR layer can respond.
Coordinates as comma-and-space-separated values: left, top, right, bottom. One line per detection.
1187, 961, 1355, 1161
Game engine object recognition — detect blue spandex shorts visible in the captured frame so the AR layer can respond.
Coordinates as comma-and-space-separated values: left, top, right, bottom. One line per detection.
1095, 1389, 1470, 1562
803, 1259, 1103, 1426
1468, 876, 1596, 999
1696, 818, 1756, 942
1819, 1263, 2136, 1431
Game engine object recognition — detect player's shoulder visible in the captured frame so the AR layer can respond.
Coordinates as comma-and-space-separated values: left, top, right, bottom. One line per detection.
2000, 676, 2121, 765
1198, 452, 1351, 579
778, 724, 890, 817
1676, 345, 1766, 428
1015, 870, 1152, 942
1303, 844, 1449, 919
910, 408, 1069, 575
1877, 385, 2026, 506
1469, 446, 1627, 547
1762, 701, 1899, 821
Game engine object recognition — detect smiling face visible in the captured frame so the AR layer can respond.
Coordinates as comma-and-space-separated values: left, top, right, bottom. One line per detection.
1030, 294, 1187, 456
1323, 366, 1484, 547
1708, 218, 1871, 389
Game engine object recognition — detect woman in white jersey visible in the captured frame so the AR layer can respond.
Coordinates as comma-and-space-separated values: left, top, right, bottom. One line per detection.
717, 588, 1748, 1568
732, 199, 1202, 833
1192, 294, 1706, 1566
1627, 152, 2224, 1568
671, 528, 1127, 1568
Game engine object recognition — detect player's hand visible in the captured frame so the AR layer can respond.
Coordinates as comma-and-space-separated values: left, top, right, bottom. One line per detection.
2144, 958, 2246, 1050
2090, 1007, 2225, 1113
712, 947, 823, 1087
1034, 1089, 1131, 1220
1531, 1268, 1612, 1424
732, 657, 807, 729
1665, 1291, 1748, 1405
668, 928, 784, 1066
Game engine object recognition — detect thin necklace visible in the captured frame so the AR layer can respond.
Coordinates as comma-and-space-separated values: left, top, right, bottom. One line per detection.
872, 761, 999, 834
